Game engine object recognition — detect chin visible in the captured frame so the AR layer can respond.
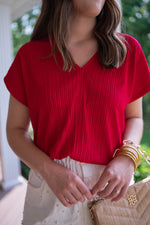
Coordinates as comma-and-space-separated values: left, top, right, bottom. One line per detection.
81, 1, 105, 18
72, 0, 106, 18
86, 7, 103, 17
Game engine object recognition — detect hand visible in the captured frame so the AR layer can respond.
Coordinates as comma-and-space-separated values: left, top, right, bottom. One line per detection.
91, 155, 135, 202
43, 161, 93, 207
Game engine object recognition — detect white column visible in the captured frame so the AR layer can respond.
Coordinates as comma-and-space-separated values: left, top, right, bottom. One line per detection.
117, 0, 122, 32
117, 0, 121, 6
0, 4, 22, 190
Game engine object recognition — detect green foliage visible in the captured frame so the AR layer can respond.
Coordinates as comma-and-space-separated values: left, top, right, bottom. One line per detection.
141, 128, 150, 146
121, 0, 150, 118
134, 130, 150, 183
20, 130, 33, 180
21, 161, 30, 180
12, 30, 30, 56
143, 93, 150, 118
134, 146, 150, 182
122, 0, 150, 66
11, 4, 41, 56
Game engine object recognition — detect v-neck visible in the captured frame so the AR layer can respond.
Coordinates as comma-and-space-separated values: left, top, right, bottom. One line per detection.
74, 51, 98, 70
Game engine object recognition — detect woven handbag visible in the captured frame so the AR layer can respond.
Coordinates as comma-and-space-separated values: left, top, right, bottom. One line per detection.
88, 176, 150, 225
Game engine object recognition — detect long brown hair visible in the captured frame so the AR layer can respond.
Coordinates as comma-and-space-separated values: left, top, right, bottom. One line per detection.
31, 0, 127, 70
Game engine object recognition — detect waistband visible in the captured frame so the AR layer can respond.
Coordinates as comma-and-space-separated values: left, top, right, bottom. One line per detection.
53, 156, 134, 186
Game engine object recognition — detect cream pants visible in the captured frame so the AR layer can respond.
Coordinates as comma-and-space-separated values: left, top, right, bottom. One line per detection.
22, 156, 134, 225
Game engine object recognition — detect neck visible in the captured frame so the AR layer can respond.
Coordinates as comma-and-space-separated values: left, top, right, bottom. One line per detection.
68, 13, 96, 45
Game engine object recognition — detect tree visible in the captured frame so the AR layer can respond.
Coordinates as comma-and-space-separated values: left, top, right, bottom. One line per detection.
11, 4, 41, 56
122, 0, 150, 118
122, 0, 150, 66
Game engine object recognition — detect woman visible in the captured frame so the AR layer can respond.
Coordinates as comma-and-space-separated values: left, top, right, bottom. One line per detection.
4, 0, 150, 224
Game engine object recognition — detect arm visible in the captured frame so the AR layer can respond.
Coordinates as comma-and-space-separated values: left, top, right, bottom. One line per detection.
122, 97, 143, 144
91, 97, 143, 201
6, 95, 55, 177
6, 95, 93, 206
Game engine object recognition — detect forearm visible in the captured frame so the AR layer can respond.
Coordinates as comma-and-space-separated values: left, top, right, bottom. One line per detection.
7, 128, 55, 178
122, 117, 144, 144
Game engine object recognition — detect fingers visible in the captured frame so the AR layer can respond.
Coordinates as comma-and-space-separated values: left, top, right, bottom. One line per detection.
71, 176, 93, 201
77, 182, 93, 201
71, 188, 85, 203
111, 184, 128, 202
63, 189, 85, 204
103, 185, 122, 200
63, 191, 78, 205
58, 195, 72, 208
57, 177, 93, 207
97, 179, 119, 198
91, 166, 131, 202
91, 168, 112, 195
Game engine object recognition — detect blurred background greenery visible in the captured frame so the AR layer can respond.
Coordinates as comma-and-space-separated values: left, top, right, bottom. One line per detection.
11, 0, 150, 182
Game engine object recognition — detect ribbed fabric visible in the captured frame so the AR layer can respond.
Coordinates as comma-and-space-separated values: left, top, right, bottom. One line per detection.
4, 34, 150, 165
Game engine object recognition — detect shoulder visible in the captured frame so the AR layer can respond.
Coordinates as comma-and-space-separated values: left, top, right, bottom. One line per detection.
119, 33, 142, 53
117, 33, 145, 65
17, 36, 52, 58
120, 33, 140, 45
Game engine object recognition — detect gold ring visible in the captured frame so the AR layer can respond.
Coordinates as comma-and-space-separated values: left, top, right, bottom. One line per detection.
115, 190, 120, 194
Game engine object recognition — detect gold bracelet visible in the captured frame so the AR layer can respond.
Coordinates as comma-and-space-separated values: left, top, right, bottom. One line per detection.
114, 148, 140, 164
114, 150, 140, 171
120, 145, 139, 154
115, 150, 137, 160
115, 150, 140, 165
113, 143, 140, 171
113, 139, 150, 172
115, 152, 138, 171
113, 146, 139, 160
119, 146, 140, 160
123, 139, 150, 165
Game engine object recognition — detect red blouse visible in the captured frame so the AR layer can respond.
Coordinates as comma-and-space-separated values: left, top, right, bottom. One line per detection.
4, 34, 150, 165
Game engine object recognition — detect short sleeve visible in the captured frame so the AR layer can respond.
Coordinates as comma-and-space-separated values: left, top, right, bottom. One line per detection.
4, 48, 28, 107
128, 41, 150, 103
